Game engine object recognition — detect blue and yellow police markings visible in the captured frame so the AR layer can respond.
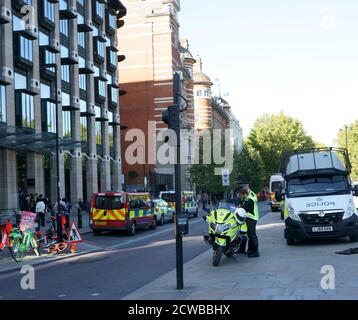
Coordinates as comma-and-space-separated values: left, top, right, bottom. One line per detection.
129, 209, 154, 219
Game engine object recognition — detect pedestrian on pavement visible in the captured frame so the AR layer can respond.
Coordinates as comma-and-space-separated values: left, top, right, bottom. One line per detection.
29, 194, 36, 213
35, 195, 46, 231
239, 185, 260, 258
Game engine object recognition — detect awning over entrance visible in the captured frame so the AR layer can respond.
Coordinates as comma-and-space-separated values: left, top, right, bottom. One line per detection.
0, 123, 81, 154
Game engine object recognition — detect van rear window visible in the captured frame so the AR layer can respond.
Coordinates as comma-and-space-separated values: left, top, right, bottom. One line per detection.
162, 193, 175, 202
95, 196, 124, 210
271, 182, 283, 192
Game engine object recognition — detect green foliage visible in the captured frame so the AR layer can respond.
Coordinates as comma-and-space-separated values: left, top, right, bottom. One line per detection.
232, 145, 265, 192
338, 121, 358, 181
247, 112, 315, 184
190, 130, 231, 193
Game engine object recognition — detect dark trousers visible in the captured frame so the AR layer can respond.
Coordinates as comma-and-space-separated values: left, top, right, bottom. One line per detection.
246, 218, 259, 254
36, 212, 45, 231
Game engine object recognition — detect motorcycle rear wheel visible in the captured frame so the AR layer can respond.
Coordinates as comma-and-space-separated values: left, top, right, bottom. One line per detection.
212, 246, 224, 267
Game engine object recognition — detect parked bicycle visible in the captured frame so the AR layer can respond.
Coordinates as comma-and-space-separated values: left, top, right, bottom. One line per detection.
8, 228, 40, 263
36, 216, 68, 255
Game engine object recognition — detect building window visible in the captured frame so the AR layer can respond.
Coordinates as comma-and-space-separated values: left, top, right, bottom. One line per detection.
95, 121, 102, 145
204, 90, 211, 97
98, 80, 106, 98
15, 72, 27, 90
109, 50, 117, 66
108, 14, 116, 30
79, 99, 86, 113
109, 126, 114, 148
97, 40, 105, 58
96, 2, 105, 19
0, 86, 6, 123
77, 0, 84, 5
60, 19, 69, 37
20, 36, 33, 62
44, 0, 55, 22
13, 15, 25, 31
60, 45, 69, 59
20, 93, 35, 129
62, 111, 72, 138
78, 32, 86, 48
61, 65, 70, 83
45, 49, 56, 65
41, 82, 51, 99
39, 32, 50, 46
59, 0, 68, 11
77, 12, 85, 25
80, 117, 87, 142
62, 92, 70, 106
43, 101, 56, 133
196, 90, 203, 97
92, 24, 99, 37
111, 87, 118, 104
79, 74, 86, 91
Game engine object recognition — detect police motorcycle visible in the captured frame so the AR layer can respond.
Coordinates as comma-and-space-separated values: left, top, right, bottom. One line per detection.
203, 201, 248, 267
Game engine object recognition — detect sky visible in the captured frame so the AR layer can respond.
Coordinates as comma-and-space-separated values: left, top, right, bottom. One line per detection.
179, 0, 358, 146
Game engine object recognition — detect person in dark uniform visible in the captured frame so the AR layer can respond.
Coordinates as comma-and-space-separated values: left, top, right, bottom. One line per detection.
238, 185, 260, 258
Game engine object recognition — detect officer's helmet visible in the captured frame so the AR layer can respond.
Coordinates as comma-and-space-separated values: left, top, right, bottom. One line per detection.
234, 208, 247, 225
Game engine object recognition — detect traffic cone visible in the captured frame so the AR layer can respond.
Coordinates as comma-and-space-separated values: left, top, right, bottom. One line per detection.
70, 243, 77, 253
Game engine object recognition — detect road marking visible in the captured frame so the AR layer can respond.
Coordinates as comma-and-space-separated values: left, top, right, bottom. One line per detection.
111, 218, 203, 250
58, 294, 66, 298
91, 293, 100, 296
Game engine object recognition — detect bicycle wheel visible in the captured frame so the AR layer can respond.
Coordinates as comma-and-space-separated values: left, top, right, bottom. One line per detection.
57, 243, 68, 253
47, 244, 57, 254
9, 239, 25, 263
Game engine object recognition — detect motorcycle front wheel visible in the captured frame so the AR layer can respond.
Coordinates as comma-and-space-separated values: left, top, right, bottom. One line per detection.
9, 239, 25, 263
212, 246, 224, 267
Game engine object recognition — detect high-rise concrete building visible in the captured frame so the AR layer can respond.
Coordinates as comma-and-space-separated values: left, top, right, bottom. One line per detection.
0, 0, 126, 216
118, 0, 196, 195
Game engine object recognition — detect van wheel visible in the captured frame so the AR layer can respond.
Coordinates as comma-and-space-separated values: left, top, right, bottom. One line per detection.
93, 230, 102, 236
128, 222, 136, 236
286, 237, 295, 246
350, 235, 358, 243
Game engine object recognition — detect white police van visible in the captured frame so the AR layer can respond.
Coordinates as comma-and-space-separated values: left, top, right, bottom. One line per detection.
277, 148, 358, 245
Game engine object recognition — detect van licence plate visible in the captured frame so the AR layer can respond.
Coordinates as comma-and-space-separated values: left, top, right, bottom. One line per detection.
312, 226, 333, 233
95, 221, 107, 226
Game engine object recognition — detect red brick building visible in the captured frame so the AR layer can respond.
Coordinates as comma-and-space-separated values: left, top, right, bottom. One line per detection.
118, 0, 195, 195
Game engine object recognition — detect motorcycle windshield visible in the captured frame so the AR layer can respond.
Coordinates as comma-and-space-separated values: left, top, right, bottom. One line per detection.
217, 202, 236, 213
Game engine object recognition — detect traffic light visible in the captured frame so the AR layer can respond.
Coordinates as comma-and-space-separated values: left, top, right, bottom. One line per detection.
162, 104, 180, 132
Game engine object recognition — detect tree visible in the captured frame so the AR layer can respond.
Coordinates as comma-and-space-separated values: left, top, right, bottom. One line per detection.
190, 131, 227, 194
247, 112, 315, 184
233, 144, 265, 193
338, 121, 358, 181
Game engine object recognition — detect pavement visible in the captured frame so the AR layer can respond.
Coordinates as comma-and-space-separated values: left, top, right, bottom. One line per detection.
123, 209, 358, 300
0, 211, 95, 274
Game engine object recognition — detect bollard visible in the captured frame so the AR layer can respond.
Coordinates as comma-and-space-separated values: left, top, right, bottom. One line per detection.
77, 208, 83, 229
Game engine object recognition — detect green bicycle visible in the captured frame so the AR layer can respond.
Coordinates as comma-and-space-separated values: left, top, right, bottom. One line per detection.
8, 228, 40, 263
